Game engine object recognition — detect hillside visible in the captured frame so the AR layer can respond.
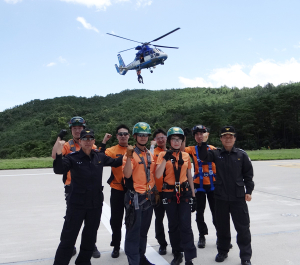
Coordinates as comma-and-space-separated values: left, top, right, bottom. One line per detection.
0, 83, 299, 159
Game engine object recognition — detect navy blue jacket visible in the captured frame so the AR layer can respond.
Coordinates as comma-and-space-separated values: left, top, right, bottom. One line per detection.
54, 149, 122, 208
198, 143, 254, 201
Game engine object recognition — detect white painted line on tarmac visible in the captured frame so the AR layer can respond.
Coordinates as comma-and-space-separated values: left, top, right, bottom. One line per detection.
101, 202, 169, 265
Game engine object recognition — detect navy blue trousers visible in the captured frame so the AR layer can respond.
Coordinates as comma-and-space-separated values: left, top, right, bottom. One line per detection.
53, 205, 102, 265
153, 192, 168, 247
215, 199, 252, 261
124, 200, 153, 265
110, 188, 126, 248
195, 185, 216, 236
163, 191, 197, 262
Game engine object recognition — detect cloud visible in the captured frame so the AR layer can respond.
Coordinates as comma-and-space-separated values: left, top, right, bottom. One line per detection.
179, 58, 300, 88
76, 17, 99, 33
294, 42, 300, 49
46, 62, 56, 67
58, 56, 67, 63
136, 0, 152, 7
60, 0, 111, 10
178, 77, 213, 88
4, 0, 22, 3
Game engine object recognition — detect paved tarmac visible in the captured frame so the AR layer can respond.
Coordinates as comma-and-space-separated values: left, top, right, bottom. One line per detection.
0, 159, 300, 265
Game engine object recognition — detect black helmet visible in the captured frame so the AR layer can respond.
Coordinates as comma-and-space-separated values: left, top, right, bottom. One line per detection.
69, 116, 86, 128
192, 125, 207, 135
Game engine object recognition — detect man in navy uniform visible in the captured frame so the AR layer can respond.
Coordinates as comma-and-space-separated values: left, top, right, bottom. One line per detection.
198, 126, 254, 265
52, 129, 122, 265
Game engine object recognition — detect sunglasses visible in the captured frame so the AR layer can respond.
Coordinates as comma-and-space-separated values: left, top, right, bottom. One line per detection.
117, 132, 129, 136
137, 133, 149, 137
81, 137, 94, 141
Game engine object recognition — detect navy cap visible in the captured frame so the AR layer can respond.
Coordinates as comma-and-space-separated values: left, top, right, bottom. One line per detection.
80, 129, 95, 139
220, 126, 236, 136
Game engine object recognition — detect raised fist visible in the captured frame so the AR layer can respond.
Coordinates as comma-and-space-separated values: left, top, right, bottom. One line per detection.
58, 129, 68, 140
126, 145, 134, 158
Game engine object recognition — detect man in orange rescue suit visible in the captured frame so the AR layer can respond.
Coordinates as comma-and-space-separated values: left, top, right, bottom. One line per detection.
123, 122, 157, 265
183, 124, 217, 249
150, 129, 168, 255
51, 116, 102, 258
105, 124, 130, 259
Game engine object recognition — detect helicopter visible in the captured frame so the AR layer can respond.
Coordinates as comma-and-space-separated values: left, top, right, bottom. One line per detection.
107, 27, 180, 83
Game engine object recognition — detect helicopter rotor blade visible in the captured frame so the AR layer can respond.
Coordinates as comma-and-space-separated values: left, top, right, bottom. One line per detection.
106, 33, 142, 44
149, 27, 180, 43
118, 47, 137, 53
153, 45, 179, 49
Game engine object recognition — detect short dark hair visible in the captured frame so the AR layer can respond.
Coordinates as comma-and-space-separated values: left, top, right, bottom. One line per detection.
116, 124, 130, 134
153, 128, 167, 139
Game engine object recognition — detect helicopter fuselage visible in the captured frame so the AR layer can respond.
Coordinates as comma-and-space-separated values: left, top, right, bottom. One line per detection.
116, 46, 168, 75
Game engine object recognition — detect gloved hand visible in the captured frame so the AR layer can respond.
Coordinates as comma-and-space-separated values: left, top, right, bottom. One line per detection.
58, 129, 68, 140
126, 145, 134, 158
183, 128, 191, 137
191, 197, 197, 212
163, 150, 175, 161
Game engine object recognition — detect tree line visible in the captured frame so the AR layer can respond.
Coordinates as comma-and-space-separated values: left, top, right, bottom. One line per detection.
0, 82, 299, 159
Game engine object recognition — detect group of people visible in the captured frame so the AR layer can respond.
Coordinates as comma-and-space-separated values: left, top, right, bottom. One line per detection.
51, 116, 254, 265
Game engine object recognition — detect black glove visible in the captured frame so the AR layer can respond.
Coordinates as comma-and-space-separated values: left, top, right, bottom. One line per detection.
163, 150, 175, 161
191, 196, 197, 212
183, 128, 191, 137
58, 129, 68, 139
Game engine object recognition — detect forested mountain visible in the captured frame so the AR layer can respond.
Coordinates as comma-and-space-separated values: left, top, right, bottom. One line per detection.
0, 82, 299, 159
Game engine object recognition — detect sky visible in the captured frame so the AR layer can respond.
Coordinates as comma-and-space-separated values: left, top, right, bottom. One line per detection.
1, 0, 300, 112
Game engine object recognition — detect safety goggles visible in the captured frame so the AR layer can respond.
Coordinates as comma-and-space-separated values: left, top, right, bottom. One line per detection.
81, 137, 94, 141
117, 132, 129, 136
70, 117, 85, 124
136, 133, 149, 137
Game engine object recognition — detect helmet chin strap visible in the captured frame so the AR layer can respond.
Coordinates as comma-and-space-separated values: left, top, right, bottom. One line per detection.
137, 140, 146, 146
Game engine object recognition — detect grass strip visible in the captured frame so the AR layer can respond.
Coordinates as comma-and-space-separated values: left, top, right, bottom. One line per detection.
0, 149, 299, 170
0, 157, 53, 170
247, 149, 300, 161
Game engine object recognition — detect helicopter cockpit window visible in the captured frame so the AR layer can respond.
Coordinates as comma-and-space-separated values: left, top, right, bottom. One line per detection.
144, 51, 149, 56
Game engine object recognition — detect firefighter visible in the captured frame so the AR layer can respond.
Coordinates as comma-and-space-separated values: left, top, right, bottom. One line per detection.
150, 129, 168, 255
52, 129, 122, 265
122, 122, 158, 265
198, 126, 254, 265
105, 124, 130, 258
51, 116, 102, 258
156, 127, 197, 265
182, 125, 217, 248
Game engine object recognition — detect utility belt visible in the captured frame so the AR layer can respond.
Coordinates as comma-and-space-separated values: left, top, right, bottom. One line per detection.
162, 181, 190, 191
126, 188, 155, 211
161, 181, 191, 205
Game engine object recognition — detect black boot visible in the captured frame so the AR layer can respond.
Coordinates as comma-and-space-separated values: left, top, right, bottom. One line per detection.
92, 245, 101, 258
215, 252, 228, 262
197, 235, 206, 248
158, 245, 167, 255
111, 246, 120, 258
170, 252, 183, 265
